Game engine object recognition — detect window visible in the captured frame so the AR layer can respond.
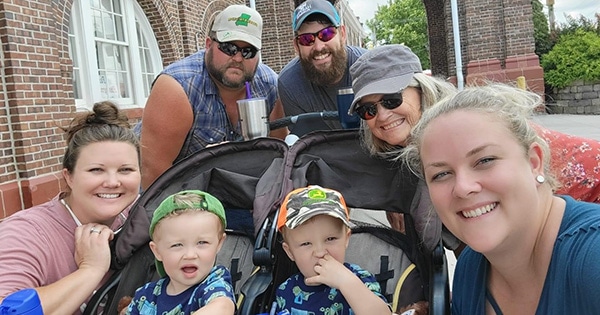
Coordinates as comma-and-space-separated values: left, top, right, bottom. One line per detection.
70, 0, 162, 110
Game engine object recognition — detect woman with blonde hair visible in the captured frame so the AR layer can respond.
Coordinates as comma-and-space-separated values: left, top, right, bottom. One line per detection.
401, 83, 600, 314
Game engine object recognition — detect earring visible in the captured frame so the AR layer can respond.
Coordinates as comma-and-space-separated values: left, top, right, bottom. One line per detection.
536, 175, 545, 184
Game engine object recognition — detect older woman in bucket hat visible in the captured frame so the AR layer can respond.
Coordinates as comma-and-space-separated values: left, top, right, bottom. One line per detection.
348, 44, 456, 158
348, 45, 457, 245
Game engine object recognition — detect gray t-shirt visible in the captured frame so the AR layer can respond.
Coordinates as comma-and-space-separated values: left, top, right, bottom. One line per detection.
278, 45, 366, 130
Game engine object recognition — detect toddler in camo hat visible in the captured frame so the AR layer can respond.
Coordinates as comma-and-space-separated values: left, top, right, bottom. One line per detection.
273, 186, 392, 314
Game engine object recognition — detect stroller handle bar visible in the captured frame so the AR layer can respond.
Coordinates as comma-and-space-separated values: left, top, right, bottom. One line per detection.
269, 111, 339, 130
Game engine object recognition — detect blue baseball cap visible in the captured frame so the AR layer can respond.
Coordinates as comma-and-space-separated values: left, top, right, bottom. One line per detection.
292, 0, 341, 32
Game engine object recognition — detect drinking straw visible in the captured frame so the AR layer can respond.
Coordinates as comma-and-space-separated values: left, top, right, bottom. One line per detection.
245, 81, 252, 99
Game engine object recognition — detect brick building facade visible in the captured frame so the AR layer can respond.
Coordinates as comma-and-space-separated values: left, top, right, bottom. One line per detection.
0, 0, 541, 217
425, 0, 543, 93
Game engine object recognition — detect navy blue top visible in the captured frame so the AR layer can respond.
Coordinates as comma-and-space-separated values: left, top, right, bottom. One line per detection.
126, 265, 235, 314
452, 196, 600, 314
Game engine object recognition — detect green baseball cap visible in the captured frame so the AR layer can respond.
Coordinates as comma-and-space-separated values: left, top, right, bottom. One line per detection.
150, 190, 227, 277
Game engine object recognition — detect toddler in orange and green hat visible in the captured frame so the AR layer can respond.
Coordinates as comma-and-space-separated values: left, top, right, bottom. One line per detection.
124, 190, 235, 315
275, 185, 392, 315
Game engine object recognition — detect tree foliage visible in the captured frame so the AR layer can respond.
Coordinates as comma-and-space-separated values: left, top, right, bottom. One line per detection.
541, 14, 600, 89
541, 30, 600, 89
532, 0, 552, 56
555, 14, 600, 36
366, 0, 430, 69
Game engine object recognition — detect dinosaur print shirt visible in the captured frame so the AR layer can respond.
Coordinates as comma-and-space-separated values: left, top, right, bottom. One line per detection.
274, 263, 387, 315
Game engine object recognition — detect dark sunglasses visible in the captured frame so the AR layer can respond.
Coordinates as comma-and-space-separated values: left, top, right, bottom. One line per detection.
355, 93, 404, 120
212, 39, 259, 59
295, 26, 338, 46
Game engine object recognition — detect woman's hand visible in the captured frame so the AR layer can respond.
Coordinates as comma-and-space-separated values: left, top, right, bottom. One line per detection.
74, 224, 114, 274
36, 224, 116, 314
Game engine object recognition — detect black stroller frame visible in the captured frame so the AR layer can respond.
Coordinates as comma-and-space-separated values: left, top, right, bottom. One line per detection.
84, 125, 450, 315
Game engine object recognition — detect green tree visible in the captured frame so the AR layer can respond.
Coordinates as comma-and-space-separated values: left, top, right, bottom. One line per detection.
541, 30, 600, 89
531, 0, 552, 56
556, 14, 600, 36
366, 0, 430, 69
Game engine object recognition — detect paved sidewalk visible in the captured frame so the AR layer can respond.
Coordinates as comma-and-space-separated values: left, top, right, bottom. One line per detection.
533, 114, 600, 140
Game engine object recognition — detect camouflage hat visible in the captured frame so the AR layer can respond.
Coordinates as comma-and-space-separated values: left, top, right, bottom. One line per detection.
277, 185, 350, 230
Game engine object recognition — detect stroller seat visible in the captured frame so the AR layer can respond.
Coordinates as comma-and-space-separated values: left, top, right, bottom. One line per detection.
242, 130, 450, 315
84, 139, 288, 315
346, 225, 425, 312
84, 130, 449, 315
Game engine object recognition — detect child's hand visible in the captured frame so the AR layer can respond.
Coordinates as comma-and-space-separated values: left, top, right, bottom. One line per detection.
304, 253, 353, 288
117, 296, 133, 315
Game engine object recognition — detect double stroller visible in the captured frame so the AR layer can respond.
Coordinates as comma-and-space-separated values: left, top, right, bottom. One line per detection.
84, 127, 450, 315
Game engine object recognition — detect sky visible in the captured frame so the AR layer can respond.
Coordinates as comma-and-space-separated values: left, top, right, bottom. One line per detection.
347, 0, 599, 34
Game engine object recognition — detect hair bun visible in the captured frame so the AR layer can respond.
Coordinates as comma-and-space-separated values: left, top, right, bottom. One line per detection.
62, 101, 130, 144
89, 101, 130, 128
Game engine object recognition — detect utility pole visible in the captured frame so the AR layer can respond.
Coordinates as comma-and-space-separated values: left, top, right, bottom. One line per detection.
546, 0, 555, 31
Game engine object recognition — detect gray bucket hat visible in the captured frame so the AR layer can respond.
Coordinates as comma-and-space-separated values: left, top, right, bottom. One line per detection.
349, 44, 423, 113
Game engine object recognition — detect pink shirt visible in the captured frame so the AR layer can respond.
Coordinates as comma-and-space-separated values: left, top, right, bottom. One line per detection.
0, 195, 132, 313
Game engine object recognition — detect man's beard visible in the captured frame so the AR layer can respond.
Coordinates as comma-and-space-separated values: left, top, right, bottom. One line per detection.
206, 48, 255, 89
299, 45, 347, 87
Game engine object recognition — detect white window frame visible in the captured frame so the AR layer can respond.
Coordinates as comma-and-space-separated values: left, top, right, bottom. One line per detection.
70, 0, 162, 110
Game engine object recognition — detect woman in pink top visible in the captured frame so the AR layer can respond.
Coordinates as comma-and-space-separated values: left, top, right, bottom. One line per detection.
0, 101, 141, 314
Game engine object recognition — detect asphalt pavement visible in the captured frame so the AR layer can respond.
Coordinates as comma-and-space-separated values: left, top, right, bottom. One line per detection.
533, 114, 600, 140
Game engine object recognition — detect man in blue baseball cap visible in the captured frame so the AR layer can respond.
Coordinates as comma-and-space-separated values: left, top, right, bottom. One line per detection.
278, 0, 367, 130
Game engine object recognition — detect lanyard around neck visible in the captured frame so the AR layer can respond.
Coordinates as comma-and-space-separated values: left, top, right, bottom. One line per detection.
60, 198, 83, 227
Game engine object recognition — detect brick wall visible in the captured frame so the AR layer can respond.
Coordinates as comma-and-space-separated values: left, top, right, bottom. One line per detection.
436, 0, 544, 95
0, 0, 75, 216
423, 0, 450, 78
0, 0, 298, 216
258, 0, 297, 72
1, 50, 10, 186
0, 0, 541, 217
460, 0, 535, 62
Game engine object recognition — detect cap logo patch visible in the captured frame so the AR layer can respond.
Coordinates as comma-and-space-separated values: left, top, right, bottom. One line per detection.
221, 31, 234, 41
228, 13, 258, 28
295, 2, 311, 17
307, 188, 326, 200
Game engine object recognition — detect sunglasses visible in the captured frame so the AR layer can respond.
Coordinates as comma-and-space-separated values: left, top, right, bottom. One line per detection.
212, 39, 259, 59
355, 93, 404, 120
296, 26, 338, 46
